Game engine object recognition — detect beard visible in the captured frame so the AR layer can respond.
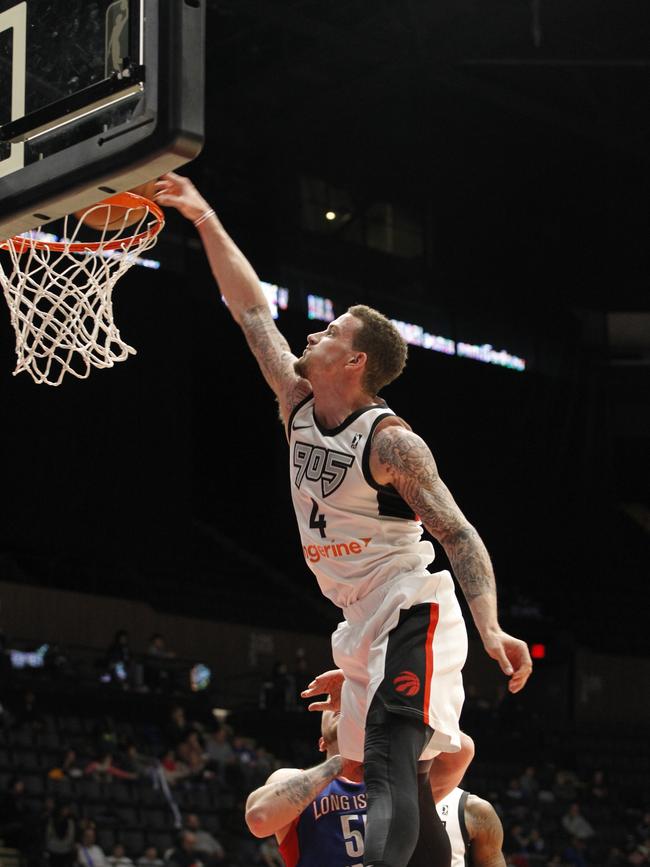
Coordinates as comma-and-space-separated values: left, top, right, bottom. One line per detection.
294, 355, 310, 379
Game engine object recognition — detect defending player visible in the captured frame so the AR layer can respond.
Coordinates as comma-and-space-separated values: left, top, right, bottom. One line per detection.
245, 711, 504, 867
155, 173, 532, 867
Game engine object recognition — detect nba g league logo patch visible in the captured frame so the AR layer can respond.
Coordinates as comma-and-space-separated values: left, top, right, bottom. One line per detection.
393, 670, 421, 697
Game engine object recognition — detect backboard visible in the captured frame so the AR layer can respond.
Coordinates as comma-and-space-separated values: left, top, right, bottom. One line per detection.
0, 0, 205, 240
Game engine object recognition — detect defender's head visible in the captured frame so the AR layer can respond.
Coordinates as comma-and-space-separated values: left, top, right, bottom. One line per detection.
318, 710, 340, 756
294, 305, 407, 396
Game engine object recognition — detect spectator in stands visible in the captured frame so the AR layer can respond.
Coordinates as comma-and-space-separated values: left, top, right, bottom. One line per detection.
84, 752, 137, 782
554, 770, 580, 802
589, 769, 609, 802
166, 706, 190, 747
232, 734, 256, 767
94, 716, 120, 754
562, 837, 588, 867
184, 814, 225, 864
528, 828, 548, 860
144, 634, 175, 693
136, 847, 163, 867
160, 749, 190, 787
77, 826, 109, 867
49, 748, 84, 780
148, 633, 174, 658
562, 803, 595, 840
40, 794, 56, 827
506, 823, 531, 855
121, 743, 156, 781
178, 732, 213, 782
166, 831, 203, 867
628, 843, 649, 866
604, 846, 626, 866
258, 836, 284, 866
205, 726, 235, 783
249, 745, 275, 789
77, 817, 97, 835
108, 843, 134, 867
106, 631, 133, 688
519, 766, 540, 803
46, 803, 77, 867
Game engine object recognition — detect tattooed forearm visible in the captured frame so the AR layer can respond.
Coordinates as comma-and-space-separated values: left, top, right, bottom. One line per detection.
246, 756, 344, 836
443, 525, 495, 601
278, 757, 344, 811
239, 305, 303, 407
373, 427, 496, 602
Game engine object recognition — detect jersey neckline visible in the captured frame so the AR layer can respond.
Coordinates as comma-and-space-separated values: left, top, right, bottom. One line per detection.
312, 401, 386, 437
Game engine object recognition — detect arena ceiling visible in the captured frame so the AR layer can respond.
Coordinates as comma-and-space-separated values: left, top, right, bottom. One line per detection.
198, 0, 649, 316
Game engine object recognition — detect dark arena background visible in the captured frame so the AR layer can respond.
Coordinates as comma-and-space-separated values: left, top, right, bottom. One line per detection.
0, 3, 649, 867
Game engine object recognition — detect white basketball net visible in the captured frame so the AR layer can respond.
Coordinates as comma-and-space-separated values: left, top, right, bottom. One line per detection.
0, 199, 163, 386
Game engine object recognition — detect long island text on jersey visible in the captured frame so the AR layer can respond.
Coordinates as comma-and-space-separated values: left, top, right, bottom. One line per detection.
279, 778, 470, 867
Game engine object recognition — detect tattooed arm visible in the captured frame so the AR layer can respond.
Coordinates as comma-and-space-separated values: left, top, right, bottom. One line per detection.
465, 795, 507, 867
370, 422, 532, 693
245, 758, 345, 841
155, 173, 310, 421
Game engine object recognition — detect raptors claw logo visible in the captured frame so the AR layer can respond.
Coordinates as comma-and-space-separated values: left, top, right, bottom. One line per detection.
393, 670, 421, 697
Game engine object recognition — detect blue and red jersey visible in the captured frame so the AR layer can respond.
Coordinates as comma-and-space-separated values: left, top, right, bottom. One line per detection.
279, 777, 367, 867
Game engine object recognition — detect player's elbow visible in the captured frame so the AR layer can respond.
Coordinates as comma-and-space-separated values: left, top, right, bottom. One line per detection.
459, 732, 475, 765
245, 805, 274, 838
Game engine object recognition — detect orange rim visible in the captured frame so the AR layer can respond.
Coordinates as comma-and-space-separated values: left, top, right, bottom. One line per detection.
0, 192, 165, 254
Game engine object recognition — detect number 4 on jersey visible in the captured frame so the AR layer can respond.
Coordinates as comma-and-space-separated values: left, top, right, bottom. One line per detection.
309, 498, 327, 538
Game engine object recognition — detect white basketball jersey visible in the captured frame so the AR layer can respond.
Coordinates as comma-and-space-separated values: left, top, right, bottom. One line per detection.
287, 395, 435, 609
436, 788, 469, 867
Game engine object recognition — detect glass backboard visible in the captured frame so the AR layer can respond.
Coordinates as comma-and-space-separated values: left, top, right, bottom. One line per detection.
0, 0, 205, 240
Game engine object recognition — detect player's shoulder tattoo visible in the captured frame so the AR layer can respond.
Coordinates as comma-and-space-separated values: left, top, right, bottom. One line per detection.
372, 425, 438, 486
465, 795, 504, 842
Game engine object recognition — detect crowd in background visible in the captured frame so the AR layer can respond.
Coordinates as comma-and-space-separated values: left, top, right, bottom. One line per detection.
0, 628, 648, 867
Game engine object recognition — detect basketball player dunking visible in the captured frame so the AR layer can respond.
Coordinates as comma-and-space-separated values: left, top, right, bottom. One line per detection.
155, 173, 532, 867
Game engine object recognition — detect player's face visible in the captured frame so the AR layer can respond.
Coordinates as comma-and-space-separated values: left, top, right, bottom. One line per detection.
294, 313, 360, 381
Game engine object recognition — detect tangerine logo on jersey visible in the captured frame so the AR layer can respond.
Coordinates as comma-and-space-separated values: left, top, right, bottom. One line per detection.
303, 536, 372, 564
393, 670, 421, 697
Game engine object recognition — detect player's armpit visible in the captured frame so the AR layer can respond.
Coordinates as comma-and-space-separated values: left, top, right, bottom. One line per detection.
464, 796, 506, 867
239, 304, 310, 421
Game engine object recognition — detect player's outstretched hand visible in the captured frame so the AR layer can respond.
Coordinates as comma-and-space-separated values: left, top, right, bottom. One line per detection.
482, 629, 533, 693
154, 172, 212, 223
301, 668, 344, 713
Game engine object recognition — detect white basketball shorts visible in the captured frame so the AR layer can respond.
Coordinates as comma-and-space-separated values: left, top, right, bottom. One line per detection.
331, 569, 468, 762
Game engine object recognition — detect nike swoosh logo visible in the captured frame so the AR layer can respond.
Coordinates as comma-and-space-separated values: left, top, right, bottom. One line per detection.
293, 424, 314, 430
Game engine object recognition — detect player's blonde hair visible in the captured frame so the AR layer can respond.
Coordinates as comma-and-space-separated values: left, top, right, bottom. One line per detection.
348, 304, 407, 395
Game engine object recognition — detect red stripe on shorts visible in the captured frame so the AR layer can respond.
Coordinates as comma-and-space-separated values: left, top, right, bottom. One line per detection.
279, 818, 300, 867
422, 602, 440, 726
